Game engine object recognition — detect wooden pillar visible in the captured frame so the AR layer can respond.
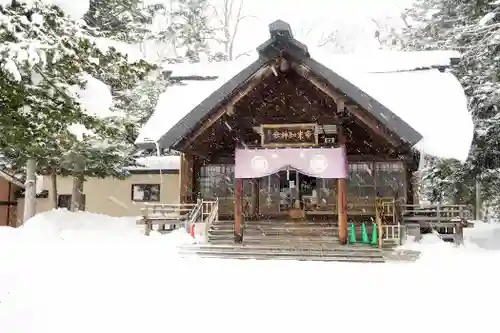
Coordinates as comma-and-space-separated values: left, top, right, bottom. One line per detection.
337, 104, 348, 244
234, 178, 243, 243
250, 179, 259, 218
179, 153, 194, 204
338, 176, 348, 244
405, 167, 414, 205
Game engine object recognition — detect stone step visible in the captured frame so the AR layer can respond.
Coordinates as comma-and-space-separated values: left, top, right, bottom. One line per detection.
213, 221, 338, 226
178, 245, 385, 263
244, 225, 338, 231
243, 231, 337, 237
182, 243, 380, 252
207, 239, 235, 245
179, 252, 385, 263
208, 228, 234, 235
208, 234, 234, 241
178, 244, 420, 263
245, 222, 338, 227
242, 240, 341, 248
210, 224, 235, 230
242, 234, 339, 241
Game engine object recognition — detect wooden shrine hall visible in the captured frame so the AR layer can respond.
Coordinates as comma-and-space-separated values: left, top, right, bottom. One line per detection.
140, 20, 438, 246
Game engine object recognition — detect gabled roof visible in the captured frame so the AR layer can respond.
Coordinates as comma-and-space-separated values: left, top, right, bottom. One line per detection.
0, 169, 25, 188
138, 20, 427, 151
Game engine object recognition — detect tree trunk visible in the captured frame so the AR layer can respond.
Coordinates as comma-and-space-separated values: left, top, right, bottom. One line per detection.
23, 158, 37, 222
49, 172, 58, 209
475, 180, 482, 221
70, 175, 84, 212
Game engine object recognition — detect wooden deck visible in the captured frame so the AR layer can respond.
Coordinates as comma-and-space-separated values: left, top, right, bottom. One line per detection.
401, 204, 472, 244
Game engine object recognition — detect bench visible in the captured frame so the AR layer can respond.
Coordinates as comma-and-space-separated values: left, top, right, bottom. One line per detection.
136, 216, 185, 235
405, 221, 464, 245
138, 205, 194, 236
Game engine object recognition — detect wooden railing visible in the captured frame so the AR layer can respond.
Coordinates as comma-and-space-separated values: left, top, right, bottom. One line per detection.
401, 204, 472, 223
137, 200, 219, 237
375, 200, 402, 248
400, 204, 471, 245
203, 198, 219, 243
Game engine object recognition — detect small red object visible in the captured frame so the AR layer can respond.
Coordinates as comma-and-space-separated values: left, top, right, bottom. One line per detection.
190, 224, 195, 238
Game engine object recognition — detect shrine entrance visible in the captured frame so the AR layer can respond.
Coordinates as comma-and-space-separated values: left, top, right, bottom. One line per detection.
277, 169, 318, 213
234, 146, 348, 228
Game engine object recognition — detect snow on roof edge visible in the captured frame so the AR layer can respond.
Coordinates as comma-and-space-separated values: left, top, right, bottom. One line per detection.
137, 50, 472, 161
127, 156, 180, 171
0, 169, 25, 188
135, 57, 257, 145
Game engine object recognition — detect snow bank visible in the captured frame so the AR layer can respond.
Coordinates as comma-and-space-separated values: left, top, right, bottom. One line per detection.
2, 211, 500, 332
463, 220, 500, 250
18, 209, 142, 239
14, 209, 196, 244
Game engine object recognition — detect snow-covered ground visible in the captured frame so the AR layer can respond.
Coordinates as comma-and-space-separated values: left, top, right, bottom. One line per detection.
1, 210, 500, 333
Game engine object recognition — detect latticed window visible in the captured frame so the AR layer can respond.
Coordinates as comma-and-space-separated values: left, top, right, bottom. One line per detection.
199, 164, 235, 198
374, 162, 405, 198
348, 162, 375, 199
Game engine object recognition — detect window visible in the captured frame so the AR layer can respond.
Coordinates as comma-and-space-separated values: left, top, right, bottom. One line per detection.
375, 162, 405, 198
57, 194, 86, 210
199, 165, 235, 198
348, 163, 375, 198
131, 184, 160, 202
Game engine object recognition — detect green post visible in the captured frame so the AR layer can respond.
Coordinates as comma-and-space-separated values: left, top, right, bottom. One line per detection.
349, 223, 357, 244
370, 222, 378, 247
361, 223, 370, 244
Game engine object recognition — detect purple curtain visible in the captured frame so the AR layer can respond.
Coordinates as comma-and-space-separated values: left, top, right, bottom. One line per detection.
235, 148, 347, 179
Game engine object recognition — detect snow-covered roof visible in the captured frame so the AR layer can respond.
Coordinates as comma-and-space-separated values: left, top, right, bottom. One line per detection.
162, 61, 232, 78
0, 169, 25, 188
137, 57, 255, 145
313, 52, 473, 161
327, 68, 472, 161
136, 20, 473, 162
127, 156, 180, 171
317, 50, 461, 73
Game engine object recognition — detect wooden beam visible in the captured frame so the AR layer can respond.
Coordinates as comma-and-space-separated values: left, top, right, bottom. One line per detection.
181, 65, 273, 151
292, 63, 348, 103
345, 105, 401, 147
292, 63, 402, 148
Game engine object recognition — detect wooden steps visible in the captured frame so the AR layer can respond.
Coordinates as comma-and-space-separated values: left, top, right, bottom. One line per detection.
199, 219, 419, 263
178, 243, 420, 263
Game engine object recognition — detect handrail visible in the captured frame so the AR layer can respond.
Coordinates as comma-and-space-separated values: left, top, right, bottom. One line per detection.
185, 200, 203, 233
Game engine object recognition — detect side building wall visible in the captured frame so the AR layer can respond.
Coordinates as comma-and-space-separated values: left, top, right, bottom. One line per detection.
17, 171, 180, 222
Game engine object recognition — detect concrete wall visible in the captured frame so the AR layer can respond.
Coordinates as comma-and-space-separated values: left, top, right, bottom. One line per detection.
17, 172, 180, 221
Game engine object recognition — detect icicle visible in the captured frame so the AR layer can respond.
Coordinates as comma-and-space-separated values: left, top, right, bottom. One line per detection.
155, 141, 163, 183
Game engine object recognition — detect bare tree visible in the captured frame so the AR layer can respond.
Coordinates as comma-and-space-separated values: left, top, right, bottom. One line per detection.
211, 0, 258, 60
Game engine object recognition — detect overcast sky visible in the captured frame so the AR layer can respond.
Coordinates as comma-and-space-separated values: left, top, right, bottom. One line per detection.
223, 0, 415, 56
